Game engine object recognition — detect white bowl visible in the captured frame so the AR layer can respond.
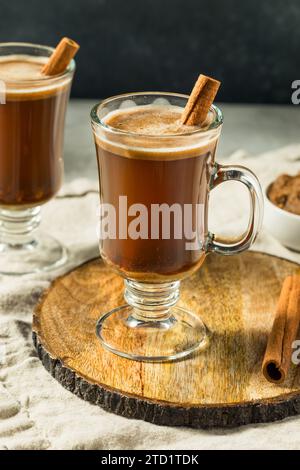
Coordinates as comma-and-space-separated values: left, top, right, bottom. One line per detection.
264, 183, 300, 252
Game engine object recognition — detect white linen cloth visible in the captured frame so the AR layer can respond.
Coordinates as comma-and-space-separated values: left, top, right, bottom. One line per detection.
1, 145, 300, 450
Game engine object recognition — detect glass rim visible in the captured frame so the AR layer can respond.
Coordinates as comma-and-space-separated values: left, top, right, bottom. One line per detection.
0, 42, 76, 85
90, 91, 223, 138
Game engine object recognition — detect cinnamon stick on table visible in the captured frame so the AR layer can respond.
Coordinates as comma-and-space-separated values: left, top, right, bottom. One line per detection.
42, 37, 80, 76
262, 275, 300, 384
181, 74, 221, 126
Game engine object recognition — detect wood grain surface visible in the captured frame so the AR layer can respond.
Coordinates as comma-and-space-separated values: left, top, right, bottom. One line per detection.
32, 251, 300, 428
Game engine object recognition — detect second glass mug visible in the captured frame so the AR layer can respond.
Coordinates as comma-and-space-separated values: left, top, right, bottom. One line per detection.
0, 43, 75, 275
91, 92, 263, 362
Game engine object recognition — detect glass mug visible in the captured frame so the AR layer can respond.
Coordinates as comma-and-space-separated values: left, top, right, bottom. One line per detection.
91, 92, 263, 362
0, 43, 75, 275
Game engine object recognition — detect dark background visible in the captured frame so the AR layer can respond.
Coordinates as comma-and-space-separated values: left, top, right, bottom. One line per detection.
0, 0, 299, 103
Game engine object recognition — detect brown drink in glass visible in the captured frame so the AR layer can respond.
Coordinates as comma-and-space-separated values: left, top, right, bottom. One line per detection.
94, 103, 218, 281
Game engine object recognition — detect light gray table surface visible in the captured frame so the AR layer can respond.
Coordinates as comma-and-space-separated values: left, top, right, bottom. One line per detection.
64, 100, 300, 182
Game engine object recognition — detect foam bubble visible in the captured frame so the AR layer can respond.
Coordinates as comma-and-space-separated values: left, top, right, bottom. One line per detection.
152, 97, 171, 106
119, 99, 137, 110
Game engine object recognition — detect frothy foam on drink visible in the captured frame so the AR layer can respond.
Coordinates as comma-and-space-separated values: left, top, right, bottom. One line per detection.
104, 105, 211, 135
0, 55, 72, 97
0, 55, 48, 81
94, 104, 220, 160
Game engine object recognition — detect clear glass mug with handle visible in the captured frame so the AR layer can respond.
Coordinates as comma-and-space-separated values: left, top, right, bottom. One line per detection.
0, 43, 75, 275
91, 92, 263, 362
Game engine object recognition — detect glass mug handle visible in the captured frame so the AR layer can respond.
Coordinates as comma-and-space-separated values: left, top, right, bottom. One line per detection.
206, 163, 264, 255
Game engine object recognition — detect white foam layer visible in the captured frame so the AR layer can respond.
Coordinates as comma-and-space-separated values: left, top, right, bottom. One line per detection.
102, 104, 215, 135
0, 55, 47, 81
0, 55, 71, 95
103, 105, 203, 135
95, 105, 219, 159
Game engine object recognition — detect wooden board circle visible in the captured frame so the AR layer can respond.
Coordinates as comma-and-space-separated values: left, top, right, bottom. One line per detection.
32, 251, 300, 428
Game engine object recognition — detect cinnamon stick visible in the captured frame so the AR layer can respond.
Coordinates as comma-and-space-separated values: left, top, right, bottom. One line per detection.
181, 74, 221, 126
42, 37, 80, 76
262, 275, 300, 384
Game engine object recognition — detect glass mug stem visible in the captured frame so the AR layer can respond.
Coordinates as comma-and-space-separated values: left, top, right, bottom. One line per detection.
0, 206, 41, 247
124, 279, 180, 322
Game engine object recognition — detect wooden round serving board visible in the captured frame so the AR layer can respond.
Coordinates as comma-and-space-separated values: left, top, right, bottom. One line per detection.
32, 251, 300, 428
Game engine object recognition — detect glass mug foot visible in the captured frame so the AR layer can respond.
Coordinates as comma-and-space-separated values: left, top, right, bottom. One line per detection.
0, 207, 67, 275
0, 233, 67, 275
96, 306, 209, 362
96, 280, 209, 362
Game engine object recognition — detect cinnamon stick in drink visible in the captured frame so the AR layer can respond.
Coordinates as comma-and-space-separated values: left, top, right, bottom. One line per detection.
181, 74, 221, 126
42, 37, 79, 76
262, 275, 300, 384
